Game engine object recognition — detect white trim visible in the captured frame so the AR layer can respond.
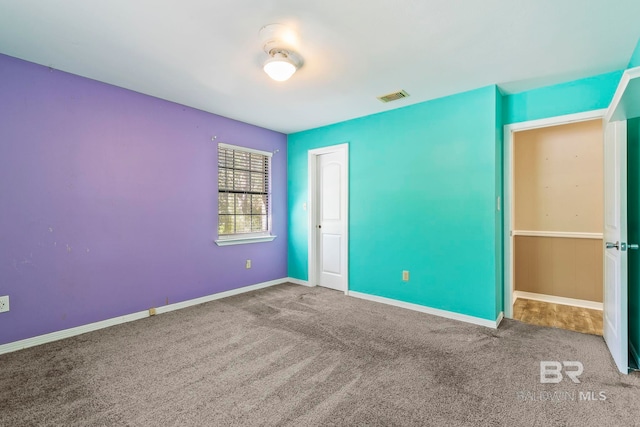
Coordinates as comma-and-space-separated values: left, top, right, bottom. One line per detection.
307, 143, 349, 294
218, 142, 273, 157
496, 311, 504, 327
286, 277, 313, 287
605, 66, 640, 122
0, 277, 292, 356
215, 235, 277, 246
505, 109, 607, 133
503, 109, 606, 319
346, 291, 503, 329
513, 291, 603, 311
307, 152, 316, 288
507, 125, 515, 318
512, 230, 603, 239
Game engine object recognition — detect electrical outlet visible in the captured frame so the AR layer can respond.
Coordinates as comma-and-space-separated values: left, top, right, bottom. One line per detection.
402, 271, 410, 282
0, 296, 10, 313
246, 259, 252, 269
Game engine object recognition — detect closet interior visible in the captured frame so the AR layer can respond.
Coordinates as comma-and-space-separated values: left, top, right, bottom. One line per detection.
512, 119, 604, 335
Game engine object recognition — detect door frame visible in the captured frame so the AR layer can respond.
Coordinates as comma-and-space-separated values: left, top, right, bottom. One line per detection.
503, 109, 607, 318
307, 143, 349, 293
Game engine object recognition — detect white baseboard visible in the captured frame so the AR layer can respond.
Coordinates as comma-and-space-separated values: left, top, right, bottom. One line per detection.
0, 311, 150, 356
0, 279, 504, 355
513, 291, 603, 311
346, 291, 502, 329
0, 277, 291, 356
286, 277, 313, 287
155, 278, 288, 315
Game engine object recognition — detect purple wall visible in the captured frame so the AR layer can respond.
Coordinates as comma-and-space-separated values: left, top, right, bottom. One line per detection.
0, 54, 288, 345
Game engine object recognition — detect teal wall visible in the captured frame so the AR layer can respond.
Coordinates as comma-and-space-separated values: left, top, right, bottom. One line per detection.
287, 68, 629, 325
629, 118, 640, 363
503, 71, 623, 125
629, 37, 640, 68
288, 86, 502, 321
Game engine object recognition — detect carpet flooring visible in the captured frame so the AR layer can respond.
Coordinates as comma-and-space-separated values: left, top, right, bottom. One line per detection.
2, 283, 640, 426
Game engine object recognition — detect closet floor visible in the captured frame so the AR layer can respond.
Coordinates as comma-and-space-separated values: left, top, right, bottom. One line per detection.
513, 298, 603, 336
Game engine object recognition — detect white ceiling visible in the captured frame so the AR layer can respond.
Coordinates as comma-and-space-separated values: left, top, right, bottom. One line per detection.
1, 1, 639, 134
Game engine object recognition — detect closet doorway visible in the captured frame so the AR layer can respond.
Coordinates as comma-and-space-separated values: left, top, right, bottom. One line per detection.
507, 115, 604, 335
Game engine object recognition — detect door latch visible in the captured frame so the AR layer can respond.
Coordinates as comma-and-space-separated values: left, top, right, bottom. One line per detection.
606, 241, 620, 250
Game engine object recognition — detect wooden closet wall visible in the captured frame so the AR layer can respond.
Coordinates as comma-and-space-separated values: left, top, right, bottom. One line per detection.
513, 119, 603, 303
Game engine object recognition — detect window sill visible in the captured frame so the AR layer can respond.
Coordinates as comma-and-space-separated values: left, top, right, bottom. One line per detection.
215, 235, 277, 246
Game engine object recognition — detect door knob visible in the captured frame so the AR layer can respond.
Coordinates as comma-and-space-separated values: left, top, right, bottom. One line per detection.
605, 241, 637, 251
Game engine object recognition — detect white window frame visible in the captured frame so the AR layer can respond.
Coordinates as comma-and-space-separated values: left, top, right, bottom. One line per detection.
215, 143, 277, 246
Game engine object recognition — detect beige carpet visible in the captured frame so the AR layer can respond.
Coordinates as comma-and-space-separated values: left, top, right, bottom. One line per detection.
2, 283, 640, 426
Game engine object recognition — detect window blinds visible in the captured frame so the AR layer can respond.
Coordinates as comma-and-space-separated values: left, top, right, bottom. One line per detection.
218, 144, 270, 236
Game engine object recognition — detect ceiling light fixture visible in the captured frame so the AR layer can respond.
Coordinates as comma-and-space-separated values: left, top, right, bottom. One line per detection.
263, 50, 298, 82
259, 24, 302, 82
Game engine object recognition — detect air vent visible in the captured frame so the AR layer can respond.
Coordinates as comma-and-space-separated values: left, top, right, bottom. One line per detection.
377, 90, 410, 103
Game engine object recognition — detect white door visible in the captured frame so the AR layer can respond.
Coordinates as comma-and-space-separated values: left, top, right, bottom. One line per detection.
603, 120, 628, 374
315, 150, 347, 291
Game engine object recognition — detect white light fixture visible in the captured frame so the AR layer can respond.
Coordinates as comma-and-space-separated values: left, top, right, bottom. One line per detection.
259, 24, 303, 82
263, 50, 298, 81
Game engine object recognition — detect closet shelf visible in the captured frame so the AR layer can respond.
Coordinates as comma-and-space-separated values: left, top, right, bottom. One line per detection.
512, 230, 603, 239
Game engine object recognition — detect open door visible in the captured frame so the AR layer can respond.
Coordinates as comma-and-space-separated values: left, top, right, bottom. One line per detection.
603, 120, 628, 373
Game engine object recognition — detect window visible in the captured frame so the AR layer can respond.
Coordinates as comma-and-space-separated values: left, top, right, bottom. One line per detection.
216, 143, 276, 245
